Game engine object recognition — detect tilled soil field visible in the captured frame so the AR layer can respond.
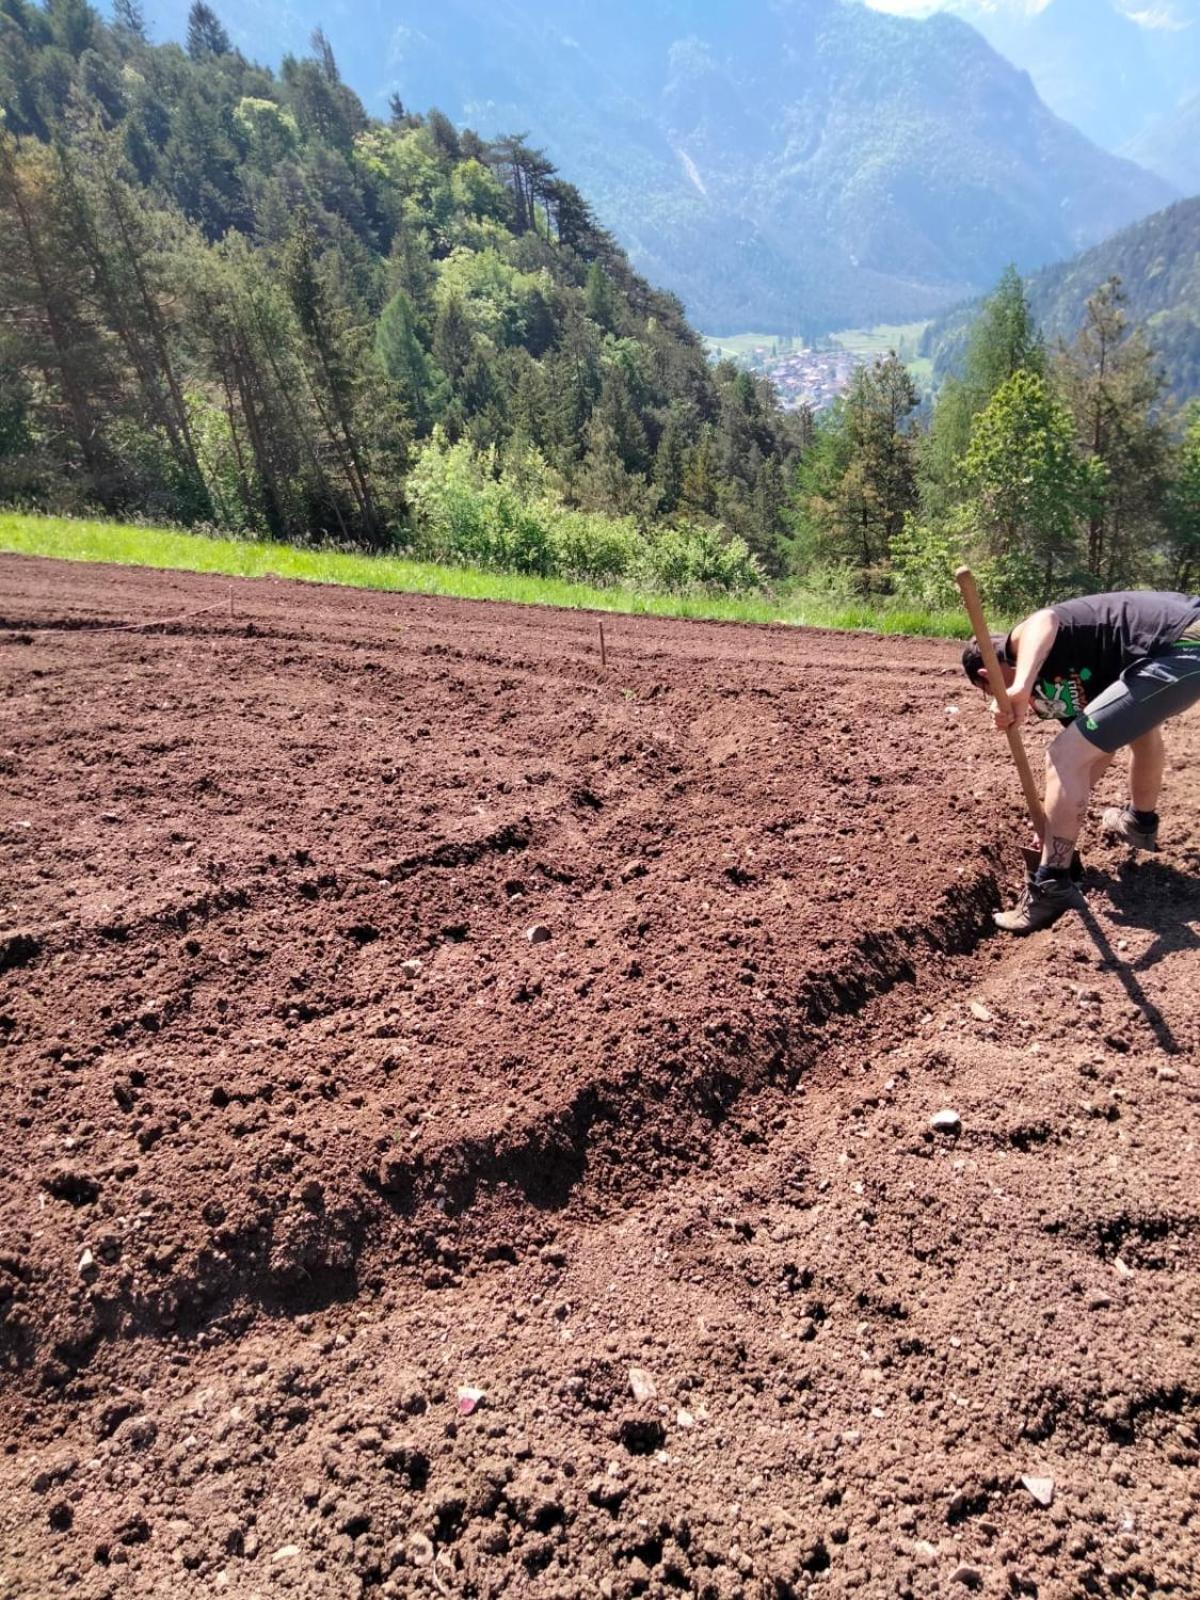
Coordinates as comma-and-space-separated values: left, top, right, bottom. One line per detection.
1, 554, 1197, 1600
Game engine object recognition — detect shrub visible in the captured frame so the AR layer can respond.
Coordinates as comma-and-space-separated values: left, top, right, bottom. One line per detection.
548, 508, 640, 584
642, 520, 761, 594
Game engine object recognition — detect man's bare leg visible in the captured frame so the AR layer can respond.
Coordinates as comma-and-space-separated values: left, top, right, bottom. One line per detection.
1040, 722, 1113, 869
1099, 726, 1164, 850
995, 723, 1111, 931
1128, 726, 1164, 813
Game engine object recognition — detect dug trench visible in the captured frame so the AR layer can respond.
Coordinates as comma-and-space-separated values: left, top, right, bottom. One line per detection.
1, 554, 1198, 1599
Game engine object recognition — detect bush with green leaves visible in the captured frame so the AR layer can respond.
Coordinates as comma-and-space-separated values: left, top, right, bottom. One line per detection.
405, 436, 553, 575
548, 509, 640, 584
405, 436, 761, 594
641, 520, 761, 595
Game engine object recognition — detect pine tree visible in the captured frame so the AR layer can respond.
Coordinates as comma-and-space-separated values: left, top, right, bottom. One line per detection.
283, 221, 381, 540
922, 266, 1043, 519
1165, 405, 1200, 592
376, 289, 439, 429
1055, 276, 1168, 586
186, 2, 231, 59
55, 125, 212, 516
111, 0, 147, 39
964, 370, 1083, 596
790, 355, 918, 579
584, 261, 617, 333
0, 129, 115, 499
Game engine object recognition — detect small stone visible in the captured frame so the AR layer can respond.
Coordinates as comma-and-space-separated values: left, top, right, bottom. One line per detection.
1114, 1257, 1135, 1280
270, 1544, 301, 1562
969, 1002, 993, 1022
911, 1539, 938, 1565
930, 1109, 962, 1135
1156, 1065, 1179, 1081
676, 1409, 695, 1428
78, 1248, 96, 1276
1087, 1292, 1112, 1311
951, 1563, 983, 1590
1021, 1475, 1055, 1507
628, 1366, 657, 1403
526, 924, 552, 945
401, 958, 422, 979
457, 1386, 485, 1416
408, 1532, 435, 1567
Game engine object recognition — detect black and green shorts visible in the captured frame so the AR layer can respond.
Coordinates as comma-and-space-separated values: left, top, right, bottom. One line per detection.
1077, 630, 1200, 753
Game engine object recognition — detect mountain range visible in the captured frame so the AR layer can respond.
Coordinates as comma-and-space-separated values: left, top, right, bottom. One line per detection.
139, 0, 1176, 334
861, 0, 1200, 186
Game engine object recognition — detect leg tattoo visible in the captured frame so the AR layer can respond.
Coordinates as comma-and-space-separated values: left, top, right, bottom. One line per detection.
1046, 835, 1076, 869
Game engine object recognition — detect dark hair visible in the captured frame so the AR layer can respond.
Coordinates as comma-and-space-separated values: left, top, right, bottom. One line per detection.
961, 635, 1011, 688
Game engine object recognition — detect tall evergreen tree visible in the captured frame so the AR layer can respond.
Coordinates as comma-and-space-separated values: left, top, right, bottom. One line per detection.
922, 265, 1044, 520
1055, 276, 1168, 586
186, 2, 231, 59
963, 369, 1083, 596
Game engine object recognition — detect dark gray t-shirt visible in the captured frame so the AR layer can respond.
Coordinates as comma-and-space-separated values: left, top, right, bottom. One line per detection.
1007, 591, 1200, 723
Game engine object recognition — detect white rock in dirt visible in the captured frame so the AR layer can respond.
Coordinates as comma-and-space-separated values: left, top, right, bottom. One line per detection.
676, 1409, 696, 1428
930, 1109, 962, 1135
457, 1386, 485, 1416
526, 924, 552, 945
1114, 1257, 1135, 1280
628, 1366, 657, 1403
77, 1248, 95, 1276
1021, 1475, 1055, 1507
969, 1002, 993, 1023
400, 958, 422, 979
408, 1532, 435, 1567
270, 1544, 301, 1562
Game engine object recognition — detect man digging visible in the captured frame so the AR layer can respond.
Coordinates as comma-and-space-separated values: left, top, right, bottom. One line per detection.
962, 590, 1200, 934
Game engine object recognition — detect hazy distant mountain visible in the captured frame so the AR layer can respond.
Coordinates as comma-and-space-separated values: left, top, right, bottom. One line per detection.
1128, 94, 1200, 199
926, 196, 1200, 404
865, 0, 1200, 171
139, 0, 1175, 333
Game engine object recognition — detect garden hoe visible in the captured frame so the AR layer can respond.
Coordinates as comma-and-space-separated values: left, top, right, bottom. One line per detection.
955, 566, 1083, 883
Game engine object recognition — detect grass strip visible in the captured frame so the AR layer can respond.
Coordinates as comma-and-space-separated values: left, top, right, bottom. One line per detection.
0, 512, 974, 638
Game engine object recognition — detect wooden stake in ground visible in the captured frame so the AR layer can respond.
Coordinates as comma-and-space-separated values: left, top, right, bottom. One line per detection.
599, 621, 607, 669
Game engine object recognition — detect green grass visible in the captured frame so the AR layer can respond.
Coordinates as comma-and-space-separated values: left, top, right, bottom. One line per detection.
828, 321, 931, 360
0, 512, 974, 639
701, 331, 784, 360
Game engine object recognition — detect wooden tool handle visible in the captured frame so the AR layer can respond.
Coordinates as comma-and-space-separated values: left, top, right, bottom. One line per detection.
955, 566, 1047, 840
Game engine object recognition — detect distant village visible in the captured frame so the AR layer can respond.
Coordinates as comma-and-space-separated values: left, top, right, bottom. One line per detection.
727, 337, 860, 412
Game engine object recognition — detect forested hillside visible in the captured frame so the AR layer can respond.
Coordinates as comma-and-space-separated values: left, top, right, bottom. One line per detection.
136, 0, 1174, 334
0, 0, 803, 577
926, 199, 1200, 406
796, 268, 1200, 611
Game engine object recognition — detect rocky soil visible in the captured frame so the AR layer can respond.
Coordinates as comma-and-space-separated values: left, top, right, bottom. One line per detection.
1, 555, 1197, 1599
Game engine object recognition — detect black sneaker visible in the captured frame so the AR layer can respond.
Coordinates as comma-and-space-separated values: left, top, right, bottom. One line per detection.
1101, 806, 1160, 852
994, 876, 1080, 935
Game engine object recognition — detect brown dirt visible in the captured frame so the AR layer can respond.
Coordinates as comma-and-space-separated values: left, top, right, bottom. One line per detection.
1, 553, 1197, 1600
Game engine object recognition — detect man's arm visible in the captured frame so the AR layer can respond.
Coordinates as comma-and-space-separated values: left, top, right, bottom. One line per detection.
994, 608, 1060, 729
